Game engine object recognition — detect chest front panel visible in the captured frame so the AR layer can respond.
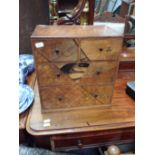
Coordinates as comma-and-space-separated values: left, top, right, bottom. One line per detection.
31, 26, 123, 113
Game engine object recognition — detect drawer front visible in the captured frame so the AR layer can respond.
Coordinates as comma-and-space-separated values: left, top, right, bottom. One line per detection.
39, 85, 110, 112
36, 61, 118, 87
51, 128, 135, 150
33, 39, 78, 63
80, 38, 122, 61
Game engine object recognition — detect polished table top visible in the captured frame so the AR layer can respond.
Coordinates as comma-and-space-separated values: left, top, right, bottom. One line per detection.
26, 71, 135, 136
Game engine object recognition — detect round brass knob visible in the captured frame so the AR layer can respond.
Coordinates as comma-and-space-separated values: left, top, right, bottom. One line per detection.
107, 145, 121, 155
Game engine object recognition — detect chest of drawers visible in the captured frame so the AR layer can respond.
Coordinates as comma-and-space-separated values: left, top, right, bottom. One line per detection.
31, 25, 123, 113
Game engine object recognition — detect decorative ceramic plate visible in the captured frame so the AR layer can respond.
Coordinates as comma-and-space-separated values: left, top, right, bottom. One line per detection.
127, 81, 135, 91
19, 54, 35, 74
19, 54, 35, 84
19, 84, 34, 114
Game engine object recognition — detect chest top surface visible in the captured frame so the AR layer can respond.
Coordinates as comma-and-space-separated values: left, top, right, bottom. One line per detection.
31, 25, 124, 39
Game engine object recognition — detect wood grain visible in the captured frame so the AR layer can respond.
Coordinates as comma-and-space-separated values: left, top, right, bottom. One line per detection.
31, 25, 123, 113
81, 38, 123, 61
31, 25, 124, 39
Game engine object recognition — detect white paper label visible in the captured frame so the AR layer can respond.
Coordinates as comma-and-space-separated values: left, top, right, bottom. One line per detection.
43, 122, 51, 127
35, 42, 44, 48
43, 119, 51, 123
43, 119, 51, 127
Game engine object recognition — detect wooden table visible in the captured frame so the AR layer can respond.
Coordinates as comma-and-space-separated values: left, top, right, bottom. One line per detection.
19, 72, 36, 143
26, 70, 134, 151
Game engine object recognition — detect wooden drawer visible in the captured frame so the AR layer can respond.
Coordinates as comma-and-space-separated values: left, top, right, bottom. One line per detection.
33, 39, 78, 63
80, 38, 122, 61
50, 128, 135, 151
36, 61, 118, 87
39, 84, 112, 112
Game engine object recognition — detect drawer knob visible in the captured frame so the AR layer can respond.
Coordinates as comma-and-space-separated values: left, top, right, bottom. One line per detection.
96, 71, 101, 75
55, 49, 60, 55
93, 94, 98, 98
107, 145, 121, 155
99, 48, 104, 52
58, 96, 63, 101
77, 140, 83, 148
56, 73, 61, 78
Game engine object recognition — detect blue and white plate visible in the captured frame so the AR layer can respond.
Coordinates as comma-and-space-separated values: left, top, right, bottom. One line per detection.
19, 54, 35, 84
19, 54, 35, 74
127, 81, 135, 91
19, 84, 34, 114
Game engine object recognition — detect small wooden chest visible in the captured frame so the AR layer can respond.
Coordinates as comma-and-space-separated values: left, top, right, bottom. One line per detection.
31, 25, 123, 113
